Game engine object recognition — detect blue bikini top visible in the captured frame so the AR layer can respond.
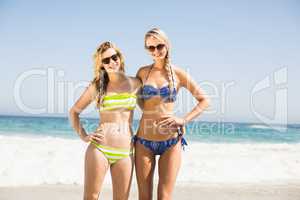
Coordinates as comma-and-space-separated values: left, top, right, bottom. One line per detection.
141, 66, 177, 102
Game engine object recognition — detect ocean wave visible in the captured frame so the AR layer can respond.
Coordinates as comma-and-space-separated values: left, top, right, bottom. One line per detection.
248, 124, 287, 131
248, 125, 271, 129
1, 136, 300, 186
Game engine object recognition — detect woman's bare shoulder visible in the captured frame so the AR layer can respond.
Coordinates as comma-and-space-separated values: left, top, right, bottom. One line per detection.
172, 65, 190, 79
127, 76, 142, 91
136, 64, 152, 77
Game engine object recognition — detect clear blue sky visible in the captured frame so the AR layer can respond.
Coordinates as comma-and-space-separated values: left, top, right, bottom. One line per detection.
0, 0, 299, 123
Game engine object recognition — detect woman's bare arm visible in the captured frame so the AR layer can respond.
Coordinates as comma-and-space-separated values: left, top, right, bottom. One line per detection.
69, 83, 96, 141
135, 67, 146, 110
177, 67, 210, 124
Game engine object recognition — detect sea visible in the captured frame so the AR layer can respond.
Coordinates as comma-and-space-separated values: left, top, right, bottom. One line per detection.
1, 115, 300, 186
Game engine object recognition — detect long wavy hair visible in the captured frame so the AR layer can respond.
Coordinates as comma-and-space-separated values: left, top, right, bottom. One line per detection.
92, 41, 125, 108
144, 28, 176, 99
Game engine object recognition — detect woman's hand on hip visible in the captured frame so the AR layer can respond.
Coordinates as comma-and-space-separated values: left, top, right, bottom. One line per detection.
90, 129, 105, 143
80, 129, 105, 143
156, 114, 186, 127
80, 134, 93, 143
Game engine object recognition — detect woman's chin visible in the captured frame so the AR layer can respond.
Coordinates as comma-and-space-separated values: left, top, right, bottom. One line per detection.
106, 69, 121, 74
153, 57, 165, 61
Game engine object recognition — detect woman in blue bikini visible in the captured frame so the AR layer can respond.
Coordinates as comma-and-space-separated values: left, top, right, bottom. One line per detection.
134, 28, 210, 200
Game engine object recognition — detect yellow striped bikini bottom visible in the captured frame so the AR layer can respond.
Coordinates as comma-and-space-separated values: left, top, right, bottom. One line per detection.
91, 140, 133, 165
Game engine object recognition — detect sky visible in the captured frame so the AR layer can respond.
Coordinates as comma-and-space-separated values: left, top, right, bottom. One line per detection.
0, 0, 299, 123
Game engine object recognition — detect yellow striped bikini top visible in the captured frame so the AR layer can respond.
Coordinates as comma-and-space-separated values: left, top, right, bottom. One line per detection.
99, 92, 137, 112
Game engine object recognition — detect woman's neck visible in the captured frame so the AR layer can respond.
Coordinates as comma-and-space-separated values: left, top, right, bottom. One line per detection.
108, 72, 126, 83
153, 59, 166, 69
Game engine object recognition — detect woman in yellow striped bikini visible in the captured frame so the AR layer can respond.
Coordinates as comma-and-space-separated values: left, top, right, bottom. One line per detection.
69, 41, 141, 200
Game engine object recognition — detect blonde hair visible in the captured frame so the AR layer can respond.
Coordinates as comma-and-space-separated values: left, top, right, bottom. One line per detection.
92, 41, 125, 108
144, 28, 176, 100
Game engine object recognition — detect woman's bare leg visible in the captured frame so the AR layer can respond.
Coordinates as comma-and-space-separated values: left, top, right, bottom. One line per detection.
83, 144, 109, 200
157, 140, 182, 200
135, 141, 156, 200
110, 155, 134, 200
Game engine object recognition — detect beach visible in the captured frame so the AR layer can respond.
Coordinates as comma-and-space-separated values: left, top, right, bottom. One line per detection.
1, 183, 300, 200
2, 0, 300, 198
1, 116, 300, 199
1, 138, 300, 200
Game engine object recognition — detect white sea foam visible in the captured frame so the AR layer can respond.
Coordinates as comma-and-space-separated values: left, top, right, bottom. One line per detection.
1, 135, 300, 186
249, 124, 287, 131
179, 142, 300, 184
249, 124, 271, 129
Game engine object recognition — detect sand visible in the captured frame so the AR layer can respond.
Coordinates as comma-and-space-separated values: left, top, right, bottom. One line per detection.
1, 182, 300, 200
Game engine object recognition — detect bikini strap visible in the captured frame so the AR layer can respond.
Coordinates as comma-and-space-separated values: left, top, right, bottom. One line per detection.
144, 64, 153, 84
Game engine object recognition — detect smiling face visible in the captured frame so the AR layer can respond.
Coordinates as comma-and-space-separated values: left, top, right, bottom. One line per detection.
145, 35, 168, 61
101, 47, 121, 73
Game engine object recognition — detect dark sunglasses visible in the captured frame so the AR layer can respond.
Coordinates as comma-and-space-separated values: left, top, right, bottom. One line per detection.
146, 44, 165, 52
102, 54, 119, 64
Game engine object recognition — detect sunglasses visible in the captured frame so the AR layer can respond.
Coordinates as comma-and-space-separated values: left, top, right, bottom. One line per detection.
146, 44, 165, 52
102, 54, 119, 64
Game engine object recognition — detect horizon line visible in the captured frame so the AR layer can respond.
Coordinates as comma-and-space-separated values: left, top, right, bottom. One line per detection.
0, 114, 298, 126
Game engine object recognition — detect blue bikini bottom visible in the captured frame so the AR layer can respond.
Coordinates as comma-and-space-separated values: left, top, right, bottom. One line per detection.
132, 134, 188, 155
